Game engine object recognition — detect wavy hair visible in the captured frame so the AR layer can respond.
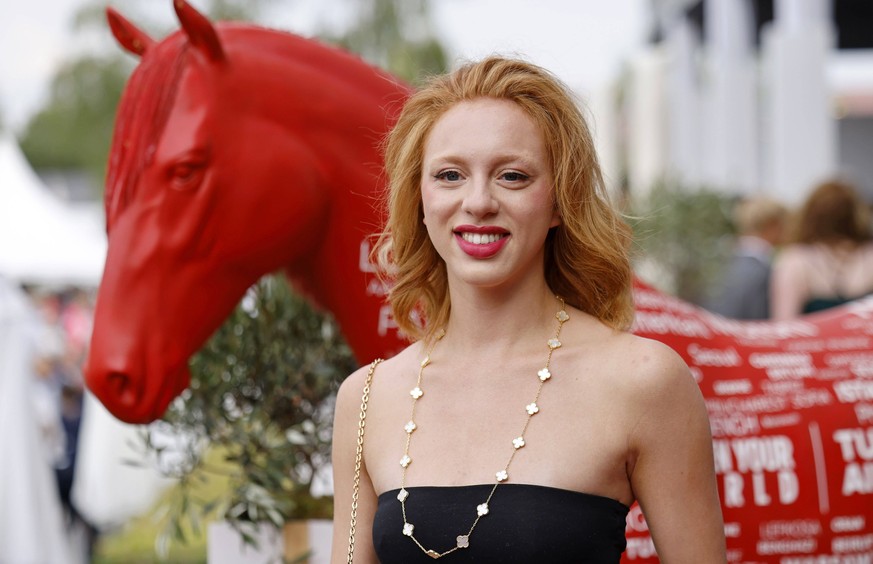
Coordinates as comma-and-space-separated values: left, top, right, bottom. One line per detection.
375, 56, 634, 341
791, 179, 871, 245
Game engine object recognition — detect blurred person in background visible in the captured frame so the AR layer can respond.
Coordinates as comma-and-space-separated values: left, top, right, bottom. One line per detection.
771, 179, 873, 319
25, 285, 98, 557
706, 196, 788, 320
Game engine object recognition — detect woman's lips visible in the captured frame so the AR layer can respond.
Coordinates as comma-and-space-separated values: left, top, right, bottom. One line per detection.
454, 226, 509, 259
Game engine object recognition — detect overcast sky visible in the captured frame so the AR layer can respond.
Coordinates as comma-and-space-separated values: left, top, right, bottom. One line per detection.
0, 0, 648, 133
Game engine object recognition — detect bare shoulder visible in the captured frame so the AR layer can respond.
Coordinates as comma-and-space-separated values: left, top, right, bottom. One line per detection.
600, 331, 697, 403
335, 343, 421, 415
335, 363, 376, 417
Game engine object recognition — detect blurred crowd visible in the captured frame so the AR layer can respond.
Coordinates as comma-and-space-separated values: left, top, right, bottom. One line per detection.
705, 178, 873, 321
21, 285, 99, 558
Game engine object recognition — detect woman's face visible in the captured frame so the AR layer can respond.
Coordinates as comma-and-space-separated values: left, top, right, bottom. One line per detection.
420, 97, 559, 292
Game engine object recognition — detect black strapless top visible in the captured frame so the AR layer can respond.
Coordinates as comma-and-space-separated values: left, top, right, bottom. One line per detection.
803, 293, 869, 314
373, 484, 629, 563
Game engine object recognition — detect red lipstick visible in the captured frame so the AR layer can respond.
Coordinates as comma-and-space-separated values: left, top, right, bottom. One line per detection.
454, 225, 509, 259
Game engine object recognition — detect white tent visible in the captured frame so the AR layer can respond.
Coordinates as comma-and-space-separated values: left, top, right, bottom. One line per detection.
0, 275, 75, 564
0, 132, 106, 287
0, 132, 174, 533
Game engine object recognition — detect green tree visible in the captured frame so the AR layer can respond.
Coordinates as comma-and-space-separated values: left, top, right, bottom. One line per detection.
19, 55, 131, 186
19, 0, 275, 195
323, 0, 448, 84
629, 182, 736, 305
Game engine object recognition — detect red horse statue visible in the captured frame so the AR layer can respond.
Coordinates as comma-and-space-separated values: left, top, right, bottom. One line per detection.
86, 0, 410, 424
87, 3, 872, 562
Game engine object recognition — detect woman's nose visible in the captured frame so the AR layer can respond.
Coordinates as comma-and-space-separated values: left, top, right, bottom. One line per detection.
461, 179, 498, 217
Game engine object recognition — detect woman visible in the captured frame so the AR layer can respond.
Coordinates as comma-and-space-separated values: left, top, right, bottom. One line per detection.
771, 179, 873, 320
332, 57, 725, 563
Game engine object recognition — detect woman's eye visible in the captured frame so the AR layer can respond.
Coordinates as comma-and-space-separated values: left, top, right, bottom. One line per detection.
436, 170, 462, 182
501, 171, 529, 182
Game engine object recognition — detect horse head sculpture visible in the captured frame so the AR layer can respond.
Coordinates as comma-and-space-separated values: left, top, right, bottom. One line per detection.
87, 3, 873, 561
86, 1, 410, 424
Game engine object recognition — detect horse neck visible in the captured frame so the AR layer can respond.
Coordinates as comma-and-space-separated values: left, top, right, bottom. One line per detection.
234, 29, 408, 358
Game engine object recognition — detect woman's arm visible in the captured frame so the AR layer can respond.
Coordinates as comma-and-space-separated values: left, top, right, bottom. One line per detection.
627, 339, 727, 563
330, 365, 380, 564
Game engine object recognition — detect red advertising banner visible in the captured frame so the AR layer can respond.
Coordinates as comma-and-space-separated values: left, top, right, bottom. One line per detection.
626, 282, 873, 564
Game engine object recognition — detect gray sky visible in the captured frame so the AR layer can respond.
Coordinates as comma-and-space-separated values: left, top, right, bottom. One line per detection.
0, 0, 647, 133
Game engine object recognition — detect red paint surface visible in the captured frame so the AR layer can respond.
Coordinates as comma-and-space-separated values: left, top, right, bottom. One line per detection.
87, 3, 873, 561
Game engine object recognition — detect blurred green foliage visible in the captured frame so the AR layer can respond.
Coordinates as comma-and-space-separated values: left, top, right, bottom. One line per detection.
322, 0, 447, 84
143, 275, 356, 551
629, 182, 736, 305
19, 55, 131, 186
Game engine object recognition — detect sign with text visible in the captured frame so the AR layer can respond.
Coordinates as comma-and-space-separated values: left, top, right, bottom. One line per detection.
624, 283, 873, 563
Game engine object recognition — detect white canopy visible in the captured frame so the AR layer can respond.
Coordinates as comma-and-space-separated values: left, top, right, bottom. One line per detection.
0, 276, 75, 563
0, 132, 106, 287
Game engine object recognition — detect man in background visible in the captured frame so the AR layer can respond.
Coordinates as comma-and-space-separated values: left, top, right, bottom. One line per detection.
706, 196, 788, 320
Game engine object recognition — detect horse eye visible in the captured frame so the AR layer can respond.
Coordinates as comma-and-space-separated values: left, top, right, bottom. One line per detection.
168, 160, 206, 190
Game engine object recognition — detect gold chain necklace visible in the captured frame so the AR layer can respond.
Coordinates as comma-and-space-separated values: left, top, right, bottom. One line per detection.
397, 298, 570, 559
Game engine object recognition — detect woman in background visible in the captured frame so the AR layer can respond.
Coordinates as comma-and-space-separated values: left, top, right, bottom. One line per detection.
771, 179, 873, 319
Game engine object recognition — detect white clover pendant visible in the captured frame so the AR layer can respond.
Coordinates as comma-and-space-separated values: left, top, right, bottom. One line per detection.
456, 535, 470, 549
526, 403, 539, 415
547, 338, 561, 350
404, 421, 416, 434
400, 455, 411, 468
512, 436, 525, 449
496, 470, 508, 482
476, 503, 489, 516
410, 387, 423, 399
537, 368, 551, 382
397, 488, 409, 502
556, 310, 569, 322
403, 523, 414, 536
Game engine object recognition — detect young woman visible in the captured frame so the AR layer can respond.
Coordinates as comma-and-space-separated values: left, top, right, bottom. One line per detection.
332, 57, 725, 563
771, 179, 873, 319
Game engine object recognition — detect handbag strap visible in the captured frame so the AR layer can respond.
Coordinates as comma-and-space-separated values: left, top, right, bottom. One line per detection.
347, 358, 383, 563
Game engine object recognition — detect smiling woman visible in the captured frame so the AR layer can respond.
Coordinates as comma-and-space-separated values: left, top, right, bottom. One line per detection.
420, 98, 560, 285
331, 56, 727, 563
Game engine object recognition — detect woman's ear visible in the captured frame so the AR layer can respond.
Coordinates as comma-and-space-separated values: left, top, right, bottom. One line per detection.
550, 206, 561, 228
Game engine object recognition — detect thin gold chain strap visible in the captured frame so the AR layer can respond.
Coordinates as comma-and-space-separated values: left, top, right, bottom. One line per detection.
347, 358, 383, 564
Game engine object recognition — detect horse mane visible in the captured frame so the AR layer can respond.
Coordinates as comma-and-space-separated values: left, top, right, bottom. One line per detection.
104, 25, 410, 233
105, 36, 190, 232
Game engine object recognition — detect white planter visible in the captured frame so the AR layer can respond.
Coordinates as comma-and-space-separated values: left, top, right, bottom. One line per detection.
208, 519, 333, 564
283, 519, 332, 564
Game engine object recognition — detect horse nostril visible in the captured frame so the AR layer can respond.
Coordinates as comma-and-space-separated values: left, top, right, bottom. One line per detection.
108, 371, 139, 407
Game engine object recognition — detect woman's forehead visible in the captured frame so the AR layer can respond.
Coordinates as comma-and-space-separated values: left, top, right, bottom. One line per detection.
423, 99, 546, 163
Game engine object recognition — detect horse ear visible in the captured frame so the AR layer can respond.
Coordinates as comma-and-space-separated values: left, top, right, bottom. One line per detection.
106, 7, 155, 57
173, 0, 225, 63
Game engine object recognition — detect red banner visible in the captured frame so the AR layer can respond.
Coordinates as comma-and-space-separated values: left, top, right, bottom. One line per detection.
626, 282, 873, 563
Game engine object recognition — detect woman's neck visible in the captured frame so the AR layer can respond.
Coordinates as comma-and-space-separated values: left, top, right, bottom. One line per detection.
438, 278, 560, 356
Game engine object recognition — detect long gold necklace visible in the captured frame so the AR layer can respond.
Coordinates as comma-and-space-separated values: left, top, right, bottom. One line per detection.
397, 298, 570, 559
